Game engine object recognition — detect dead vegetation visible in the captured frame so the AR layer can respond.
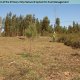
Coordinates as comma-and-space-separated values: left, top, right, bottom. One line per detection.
0, 37, 80, 80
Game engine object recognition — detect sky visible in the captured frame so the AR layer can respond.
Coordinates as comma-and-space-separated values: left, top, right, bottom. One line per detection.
0, 4, 80, 27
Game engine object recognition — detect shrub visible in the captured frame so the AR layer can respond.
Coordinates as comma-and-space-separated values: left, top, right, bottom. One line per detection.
25, 24, 37, 39
25, 27, 32, 38
57, 36, 67, 43
57, 33, 80, 48
64, 39, 72, 46
71, 40, 80, 48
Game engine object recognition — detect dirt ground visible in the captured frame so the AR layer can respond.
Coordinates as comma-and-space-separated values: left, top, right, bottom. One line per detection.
0, 37, 80, 80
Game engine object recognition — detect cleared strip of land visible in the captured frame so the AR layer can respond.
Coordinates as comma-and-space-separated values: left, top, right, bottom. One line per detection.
0, 37, 80, 80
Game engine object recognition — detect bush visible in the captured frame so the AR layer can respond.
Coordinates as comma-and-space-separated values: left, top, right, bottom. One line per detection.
25, 28, 32, 38
57, 36, 67, 43
64, 39, 72, 46
57, 33, 80, 48
25, 24, 37, 39
71, 40, 80, 48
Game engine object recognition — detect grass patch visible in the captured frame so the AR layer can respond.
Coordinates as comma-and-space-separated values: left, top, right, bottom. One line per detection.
19, 52, 32, 58
19, 52, 42, 63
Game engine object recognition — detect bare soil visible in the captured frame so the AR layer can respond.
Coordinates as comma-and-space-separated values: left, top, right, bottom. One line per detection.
0, 37, 80, 80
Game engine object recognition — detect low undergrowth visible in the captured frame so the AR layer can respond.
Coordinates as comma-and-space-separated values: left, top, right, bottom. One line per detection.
57, 33, 80, 48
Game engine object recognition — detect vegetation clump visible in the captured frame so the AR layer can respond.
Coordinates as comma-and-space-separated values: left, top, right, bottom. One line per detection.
57, 34, 80, 48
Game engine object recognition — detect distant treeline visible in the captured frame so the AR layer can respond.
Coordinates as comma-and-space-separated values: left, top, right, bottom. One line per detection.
2, 12, 80, 37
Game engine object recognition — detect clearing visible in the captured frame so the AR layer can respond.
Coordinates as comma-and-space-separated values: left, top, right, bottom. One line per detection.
0, 37, 80, 80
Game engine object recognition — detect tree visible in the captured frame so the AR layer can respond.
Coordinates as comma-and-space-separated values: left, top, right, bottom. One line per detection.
72, 21, 80, 33
54, 18, 62, 33
25, 23, 37, 52
11, 14, 17, 36
25, 14, 33, 27
32, 14, 36, 23
76, 23, 80, 32
48, 25, 54, 33
62, 26, 67, 33
36, 18, 41, 34
72, 21, 76, 32
68, 25, 73, 33
55, 18, 60, 27
41, 16, 50, 35
18, 15, 24, 36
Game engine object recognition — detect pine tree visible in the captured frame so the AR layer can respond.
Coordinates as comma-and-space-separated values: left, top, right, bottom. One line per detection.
11, 14, 17, 36
36, 18, 41, 34
5, 12, 12, 36
54, 18, 62, 33
41, 16, 50, 35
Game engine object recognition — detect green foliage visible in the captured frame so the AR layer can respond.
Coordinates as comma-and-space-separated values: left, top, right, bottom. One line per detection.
25, 24, 37, 38
4, 12, 80, 37
54, 18, 80, 34
71, 40, 80, 48
62, 26, 67, 33
57, 36, 67, 43
68, 22, 80, 33
20, 52, 32, 58
42, 16, 50, 31
41, 16, 50, 36
54, 26, 63, 33
4, 12, 53, 37
57, 33, 80, 48
4, 13, 37, 37
5, 12, 12, 36
48, 25, 54, 33
64, 39, 73, 46
36, 18, 41, 34
55, 18, 60, 26
25, 27, 32, 38
54, 18, 64, 33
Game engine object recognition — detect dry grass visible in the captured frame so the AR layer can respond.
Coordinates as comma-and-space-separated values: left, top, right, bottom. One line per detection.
0, 37, 80, 80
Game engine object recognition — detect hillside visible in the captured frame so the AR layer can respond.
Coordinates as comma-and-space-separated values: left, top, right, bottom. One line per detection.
0, 37, 80, 80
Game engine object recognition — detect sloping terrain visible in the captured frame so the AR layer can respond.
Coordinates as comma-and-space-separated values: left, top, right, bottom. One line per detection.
0, 37, 80, 80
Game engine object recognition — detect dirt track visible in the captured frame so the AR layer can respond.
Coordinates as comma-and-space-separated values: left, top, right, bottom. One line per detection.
0, 37, 80, 80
